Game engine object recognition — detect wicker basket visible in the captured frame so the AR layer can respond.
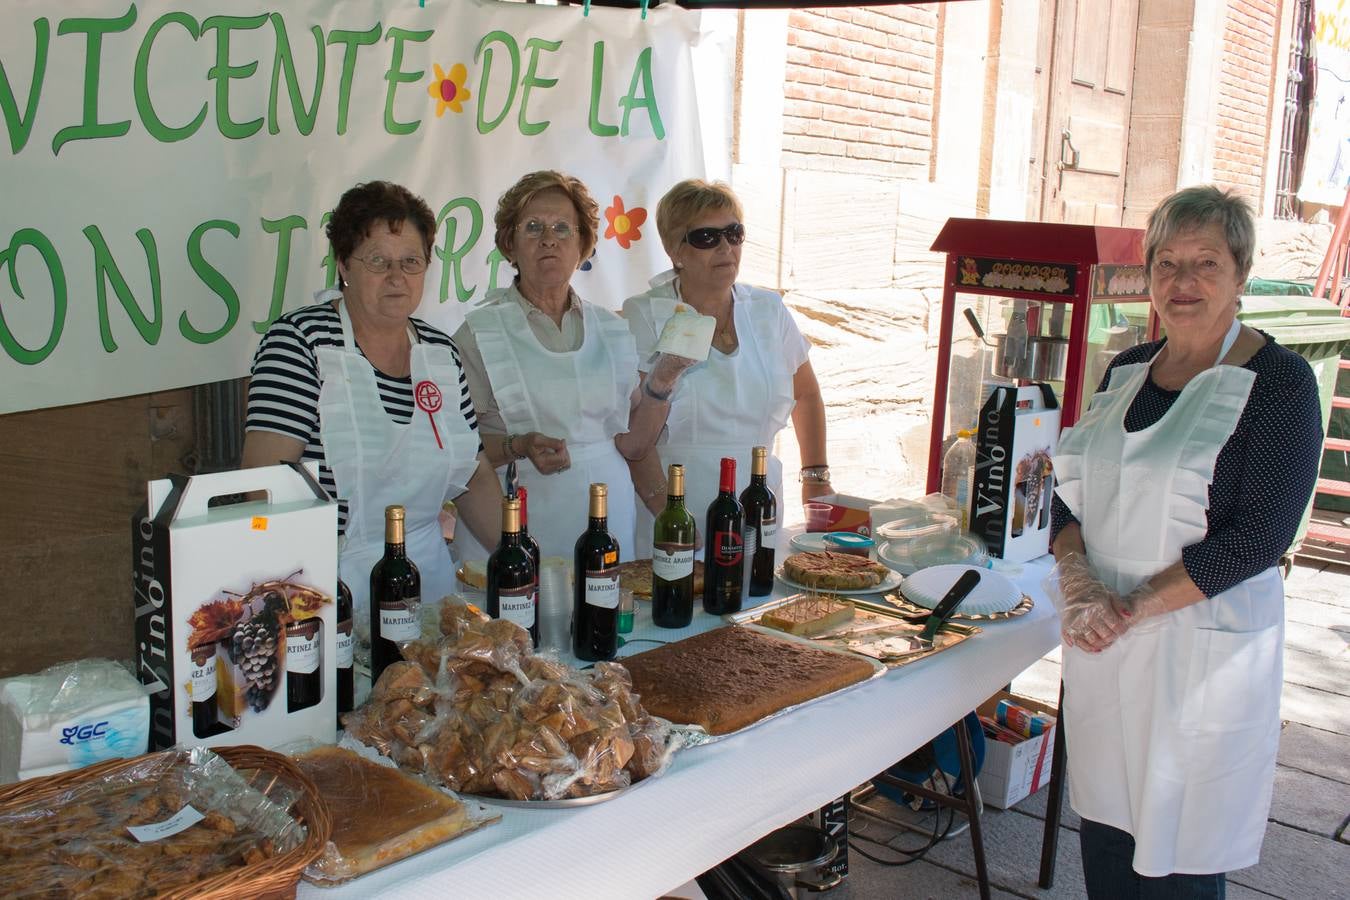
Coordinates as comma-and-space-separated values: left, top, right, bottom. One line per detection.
0, 744, 331, 900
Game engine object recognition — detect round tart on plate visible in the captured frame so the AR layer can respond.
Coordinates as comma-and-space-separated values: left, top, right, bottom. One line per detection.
781, 551, 889, 591
617, 559, 706, 598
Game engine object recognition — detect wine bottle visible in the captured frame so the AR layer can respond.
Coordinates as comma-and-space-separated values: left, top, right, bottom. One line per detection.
573, 483, 621, 662
488, 497, 540, 647
518, 486, 543, 582
286, 616, 322, 713
703, 457, 745, 615
370, 504, 420, 685
652, 464, 696, 628
335, 580, 354, 728
190, 643, 223, 738
740, 446, 778, 597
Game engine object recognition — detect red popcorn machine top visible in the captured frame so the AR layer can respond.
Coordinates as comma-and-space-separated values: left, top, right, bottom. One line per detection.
925, 218, 1148, 494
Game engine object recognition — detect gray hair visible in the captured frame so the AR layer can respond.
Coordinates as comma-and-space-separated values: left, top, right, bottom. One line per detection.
1143, 186, 1255, 282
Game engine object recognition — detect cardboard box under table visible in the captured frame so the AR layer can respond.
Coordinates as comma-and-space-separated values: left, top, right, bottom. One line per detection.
975, 691, 1057, 809
132, 462, 339, 752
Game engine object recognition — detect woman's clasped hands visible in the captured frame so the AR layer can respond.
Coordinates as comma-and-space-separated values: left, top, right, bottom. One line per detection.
1045, 552, 1130, 652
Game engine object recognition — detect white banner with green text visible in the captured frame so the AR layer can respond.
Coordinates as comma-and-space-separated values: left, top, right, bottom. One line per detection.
0, 0, 704, 413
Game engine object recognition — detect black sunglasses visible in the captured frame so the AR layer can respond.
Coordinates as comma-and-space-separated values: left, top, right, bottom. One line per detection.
684, 223, 746, 250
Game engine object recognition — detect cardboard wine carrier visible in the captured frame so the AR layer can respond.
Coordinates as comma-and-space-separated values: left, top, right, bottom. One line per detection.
970, 384, 1061, 562
132, 462, 338, 752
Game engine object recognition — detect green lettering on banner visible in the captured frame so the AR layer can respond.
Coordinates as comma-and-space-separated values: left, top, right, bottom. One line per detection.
268, 15, 325, 136
52, 6, 137, 156
254, 214, 307, 333
85, 225, 163, 352
485, 247, 509, 293
201, 13, 268, 140
474, 30, 518, 135
317, 211, 336, 288
620, 47, 664, 140
0, 228, 66, 365
181, 219, 240, 344
384, 28, 431, 136
436, 197, 482, 303
587, 41, 618, 137
517, 37, 560, 136
328, 26, 381, 135
135, 12, 207, 143
0, 18, 50, 155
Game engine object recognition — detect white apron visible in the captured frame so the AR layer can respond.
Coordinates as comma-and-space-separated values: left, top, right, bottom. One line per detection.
631, 284, 796, 559
1052, 323, 1282, 876
317, 299, 482, 632
467, 293, 639, 560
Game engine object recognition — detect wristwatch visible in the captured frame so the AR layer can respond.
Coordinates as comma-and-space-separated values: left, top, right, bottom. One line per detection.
799, 465, 831, 483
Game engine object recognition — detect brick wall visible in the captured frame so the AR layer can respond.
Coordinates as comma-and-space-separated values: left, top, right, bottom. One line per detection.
1213, 0, 1279, 201
782, 6, 939, 176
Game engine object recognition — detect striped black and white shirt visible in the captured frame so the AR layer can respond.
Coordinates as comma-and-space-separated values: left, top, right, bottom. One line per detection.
245, 302, 480, 534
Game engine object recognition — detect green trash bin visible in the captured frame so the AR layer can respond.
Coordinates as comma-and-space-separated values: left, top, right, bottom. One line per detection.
1238, 294, 1350, 544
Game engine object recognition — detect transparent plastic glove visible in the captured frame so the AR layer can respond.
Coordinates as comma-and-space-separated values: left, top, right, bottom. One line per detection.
1043, 552, 1115, 616
1062, 601, 1130, 653
1115, 580, 1168, 624
644, 353, 698, 399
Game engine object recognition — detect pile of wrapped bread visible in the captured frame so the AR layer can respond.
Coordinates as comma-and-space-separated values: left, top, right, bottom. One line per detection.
343, 600, 679, 801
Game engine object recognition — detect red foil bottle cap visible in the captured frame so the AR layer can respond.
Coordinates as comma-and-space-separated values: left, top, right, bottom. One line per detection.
719, 457, 737, 492
517, 486, 529, 526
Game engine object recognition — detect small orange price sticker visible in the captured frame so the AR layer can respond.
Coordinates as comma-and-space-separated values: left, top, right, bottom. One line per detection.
250, 516, 269, 531
604, 551, 618, 565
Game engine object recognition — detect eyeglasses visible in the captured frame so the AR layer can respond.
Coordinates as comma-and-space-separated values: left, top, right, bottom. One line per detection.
349, 254, 428, 275
684, 223, 745, 250
518, 219, 576, 241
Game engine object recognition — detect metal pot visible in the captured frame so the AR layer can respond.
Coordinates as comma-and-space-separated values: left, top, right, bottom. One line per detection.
988, 334, 1068, 381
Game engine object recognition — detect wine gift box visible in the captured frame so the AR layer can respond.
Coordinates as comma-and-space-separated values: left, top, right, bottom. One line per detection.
970, 384, 1060, 563
131, 462, 339, 752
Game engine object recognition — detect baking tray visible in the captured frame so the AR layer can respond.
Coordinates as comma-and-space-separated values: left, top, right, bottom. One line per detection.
729, 595, 980, 668
625, 625, 888, 745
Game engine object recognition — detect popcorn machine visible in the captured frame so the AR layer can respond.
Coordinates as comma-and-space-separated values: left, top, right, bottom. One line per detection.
925, 219, 1149, 494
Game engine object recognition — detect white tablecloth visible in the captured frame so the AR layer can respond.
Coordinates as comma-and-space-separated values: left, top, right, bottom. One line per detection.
299, 555, 1060, 899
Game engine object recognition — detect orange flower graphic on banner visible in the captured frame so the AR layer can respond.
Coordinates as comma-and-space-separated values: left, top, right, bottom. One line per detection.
604, 196, 647, 250
428, 63, 472, 116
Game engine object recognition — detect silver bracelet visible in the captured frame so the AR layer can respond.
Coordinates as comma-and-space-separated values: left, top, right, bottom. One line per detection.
799, 465, 831, 483
504, 433, 520, 461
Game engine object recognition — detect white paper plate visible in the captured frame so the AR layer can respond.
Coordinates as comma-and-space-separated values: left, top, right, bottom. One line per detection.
899, 564, 1020, 615
775, 564, 902, 596
789, 532, 833, 553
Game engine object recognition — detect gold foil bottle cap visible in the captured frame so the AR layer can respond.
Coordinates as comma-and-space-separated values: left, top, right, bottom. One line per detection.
502, 497, 521, 533
668, 464, 685, 496
385, 505, 406, 520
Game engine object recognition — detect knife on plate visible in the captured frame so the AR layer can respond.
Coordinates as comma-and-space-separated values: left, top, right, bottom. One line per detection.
909, 569, 982, 649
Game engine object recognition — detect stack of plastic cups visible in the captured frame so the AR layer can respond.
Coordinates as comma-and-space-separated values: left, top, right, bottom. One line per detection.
537, 559, 572, 655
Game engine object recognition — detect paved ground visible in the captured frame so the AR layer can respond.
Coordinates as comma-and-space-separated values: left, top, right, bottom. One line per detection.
820, 559, 1350, 899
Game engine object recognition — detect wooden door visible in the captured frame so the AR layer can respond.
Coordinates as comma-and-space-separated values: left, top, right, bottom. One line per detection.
1039, 0, 1140, 224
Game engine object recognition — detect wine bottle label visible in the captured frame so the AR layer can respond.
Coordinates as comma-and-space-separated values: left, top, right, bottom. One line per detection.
189, 653, 216, 702
652, 542, 695, 580
286, 620, 321, 675
336, 618, 353, 669
712, 531, 743, 566
498, 584, 537, 628
743, 525, 758, 558
585, 569, 620, 609
761, 518, 778, 545
379, 601, 421, 642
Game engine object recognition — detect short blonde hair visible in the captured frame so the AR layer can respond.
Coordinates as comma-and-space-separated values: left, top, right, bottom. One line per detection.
656, 179, 744, 256
1144, 185, 1255, 282
494, 170, 600, 267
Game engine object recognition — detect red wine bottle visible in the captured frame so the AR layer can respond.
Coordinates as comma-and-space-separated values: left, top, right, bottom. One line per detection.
518, 486, 543, 582
190, 643, 224, 738
286, 616, 322, 713
573, 483, 621, 661
740, 446, 777, 597
488, 497, 540, 647
370, 505, 420, 685
335, 580, 354, 727
703, 457, 745, 615
652, 464, 696, 628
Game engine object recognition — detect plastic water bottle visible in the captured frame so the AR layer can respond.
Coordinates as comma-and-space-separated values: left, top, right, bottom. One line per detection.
941, 429, 977, 531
